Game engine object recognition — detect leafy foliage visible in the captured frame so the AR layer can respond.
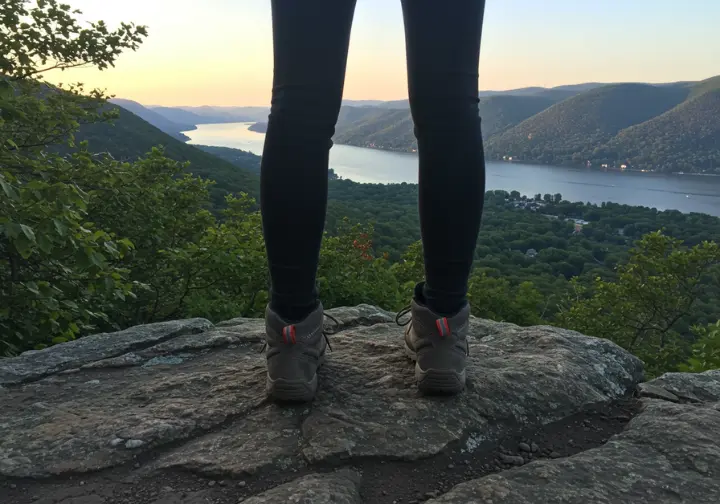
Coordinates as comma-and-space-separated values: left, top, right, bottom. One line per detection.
1, 0, 146, 79
1, 0, 147, 353
557, 232, 720, 376
679, 321, 720, 373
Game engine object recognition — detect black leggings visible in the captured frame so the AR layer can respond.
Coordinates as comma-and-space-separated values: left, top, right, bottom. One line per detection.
261, 0, 487, 321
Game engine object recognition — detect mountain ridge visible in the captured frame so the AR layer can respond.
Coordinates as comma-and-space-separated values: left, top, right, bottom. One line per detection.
130, 75, 720, 174
485, 76, 720, 172
109, 98, 195, 140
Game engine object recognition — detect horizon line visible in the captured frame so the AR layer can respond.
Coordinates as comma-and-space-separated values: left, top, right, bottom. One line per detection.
122, 73, 718, 109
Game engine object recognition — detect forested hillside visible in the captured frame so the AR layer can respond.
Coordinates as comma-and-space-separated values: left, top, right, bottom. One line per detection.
485, 83, 690, 164
74, 106, 259, 204
333, 95, 560, 150
486, 77, 720, 173
324, 78, 720, 174
604, 88, 720, 173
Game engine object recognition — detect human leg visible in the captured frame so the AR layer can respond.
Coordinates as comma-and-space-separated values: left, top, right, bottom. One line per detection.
401, 0, 487, 316
261, 0, 357, 322
400, 0, 487, 394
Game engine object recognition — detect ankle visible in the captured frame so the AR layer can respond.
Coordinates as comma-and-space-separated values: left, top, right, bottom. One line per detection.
269, 299, 319, 324
416, 282, 467, 317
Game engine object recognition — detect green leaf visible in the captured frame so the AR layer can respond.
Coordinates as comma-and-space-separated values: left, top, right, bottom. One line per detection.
24, 282, 40, 295
14, 233, 33, 259
20, 224, 36, 243
90, 251, 106, 268
0, 178, 18, 200
103, 241, 119, 256
53, 219, 68, 237
76, 248, 92, 269
37, 233, 53, 254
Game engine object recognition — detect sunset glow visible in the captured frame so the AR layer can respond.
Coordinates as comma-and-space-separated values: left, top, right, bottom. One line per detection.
45, 0, 720, 106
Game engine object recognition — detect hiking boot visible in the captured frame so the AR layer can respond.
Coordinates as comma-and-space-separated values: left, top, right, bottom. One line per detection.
401, 299, 470, 394
264, 303, 327, 402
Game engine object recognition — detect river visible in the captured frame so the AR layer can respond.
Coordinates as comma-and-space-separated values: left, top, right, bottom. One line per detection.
185, 122, 720, 217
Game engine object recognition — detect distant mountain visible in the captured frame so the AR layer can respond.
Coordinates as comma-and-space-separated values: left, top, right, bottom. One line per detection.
375, 99, 410, 110
110, 99, 195, 141
485, 83, 690, 164
485, 76, 720, 173
604, 80, 720, 173
332, 94, 560, 150
334, 108, 416, 151
73, 106, 259, 205
375, 83, 605, 110
151, 106, 269, 125
475, 95, 559, 136
149, 107, 221, 126
342, 99, 386, 107
477, 82, 605, 101
122, 76, 720, 175
326, 76, 720, 174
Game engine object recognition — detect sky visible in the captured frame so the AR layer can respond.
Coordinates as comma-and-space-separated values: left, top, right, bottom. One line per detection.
46, 0, 720, 107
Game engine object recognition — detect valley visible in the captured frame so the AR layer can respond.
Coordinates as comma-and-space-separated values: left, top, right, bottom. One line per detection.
122, 76, 720, 175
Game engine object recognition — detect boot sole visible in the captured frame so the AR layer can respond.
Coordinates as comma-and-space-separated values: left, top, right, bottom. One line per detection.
404, 344, 466, 395
266, 356, 325, 403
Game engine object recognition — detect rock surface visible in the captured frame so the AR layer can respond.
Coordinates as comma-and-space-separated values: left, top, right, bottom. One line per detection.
0, 319, 213, 385
641, 369, 720, 402
429, 372, 720, 504
0, 305, 642, 479
4, 306, 717, 503
240, 471, 362, 504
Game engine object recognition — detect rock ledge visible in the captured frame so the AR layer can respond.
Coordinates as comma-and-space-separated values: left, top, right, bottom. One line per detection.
3, 306, 715, 503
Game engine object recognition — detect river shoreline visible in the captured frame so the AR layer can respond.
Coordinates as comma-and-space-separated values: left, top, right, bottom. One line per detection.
184, 122, 720, 216
232, 123, 720, 179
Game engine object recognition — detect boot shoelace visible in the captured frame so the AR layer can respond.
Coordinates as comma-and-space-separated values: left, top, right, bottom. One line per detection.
395, 305, 412, 326
393, 305, 470, 356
